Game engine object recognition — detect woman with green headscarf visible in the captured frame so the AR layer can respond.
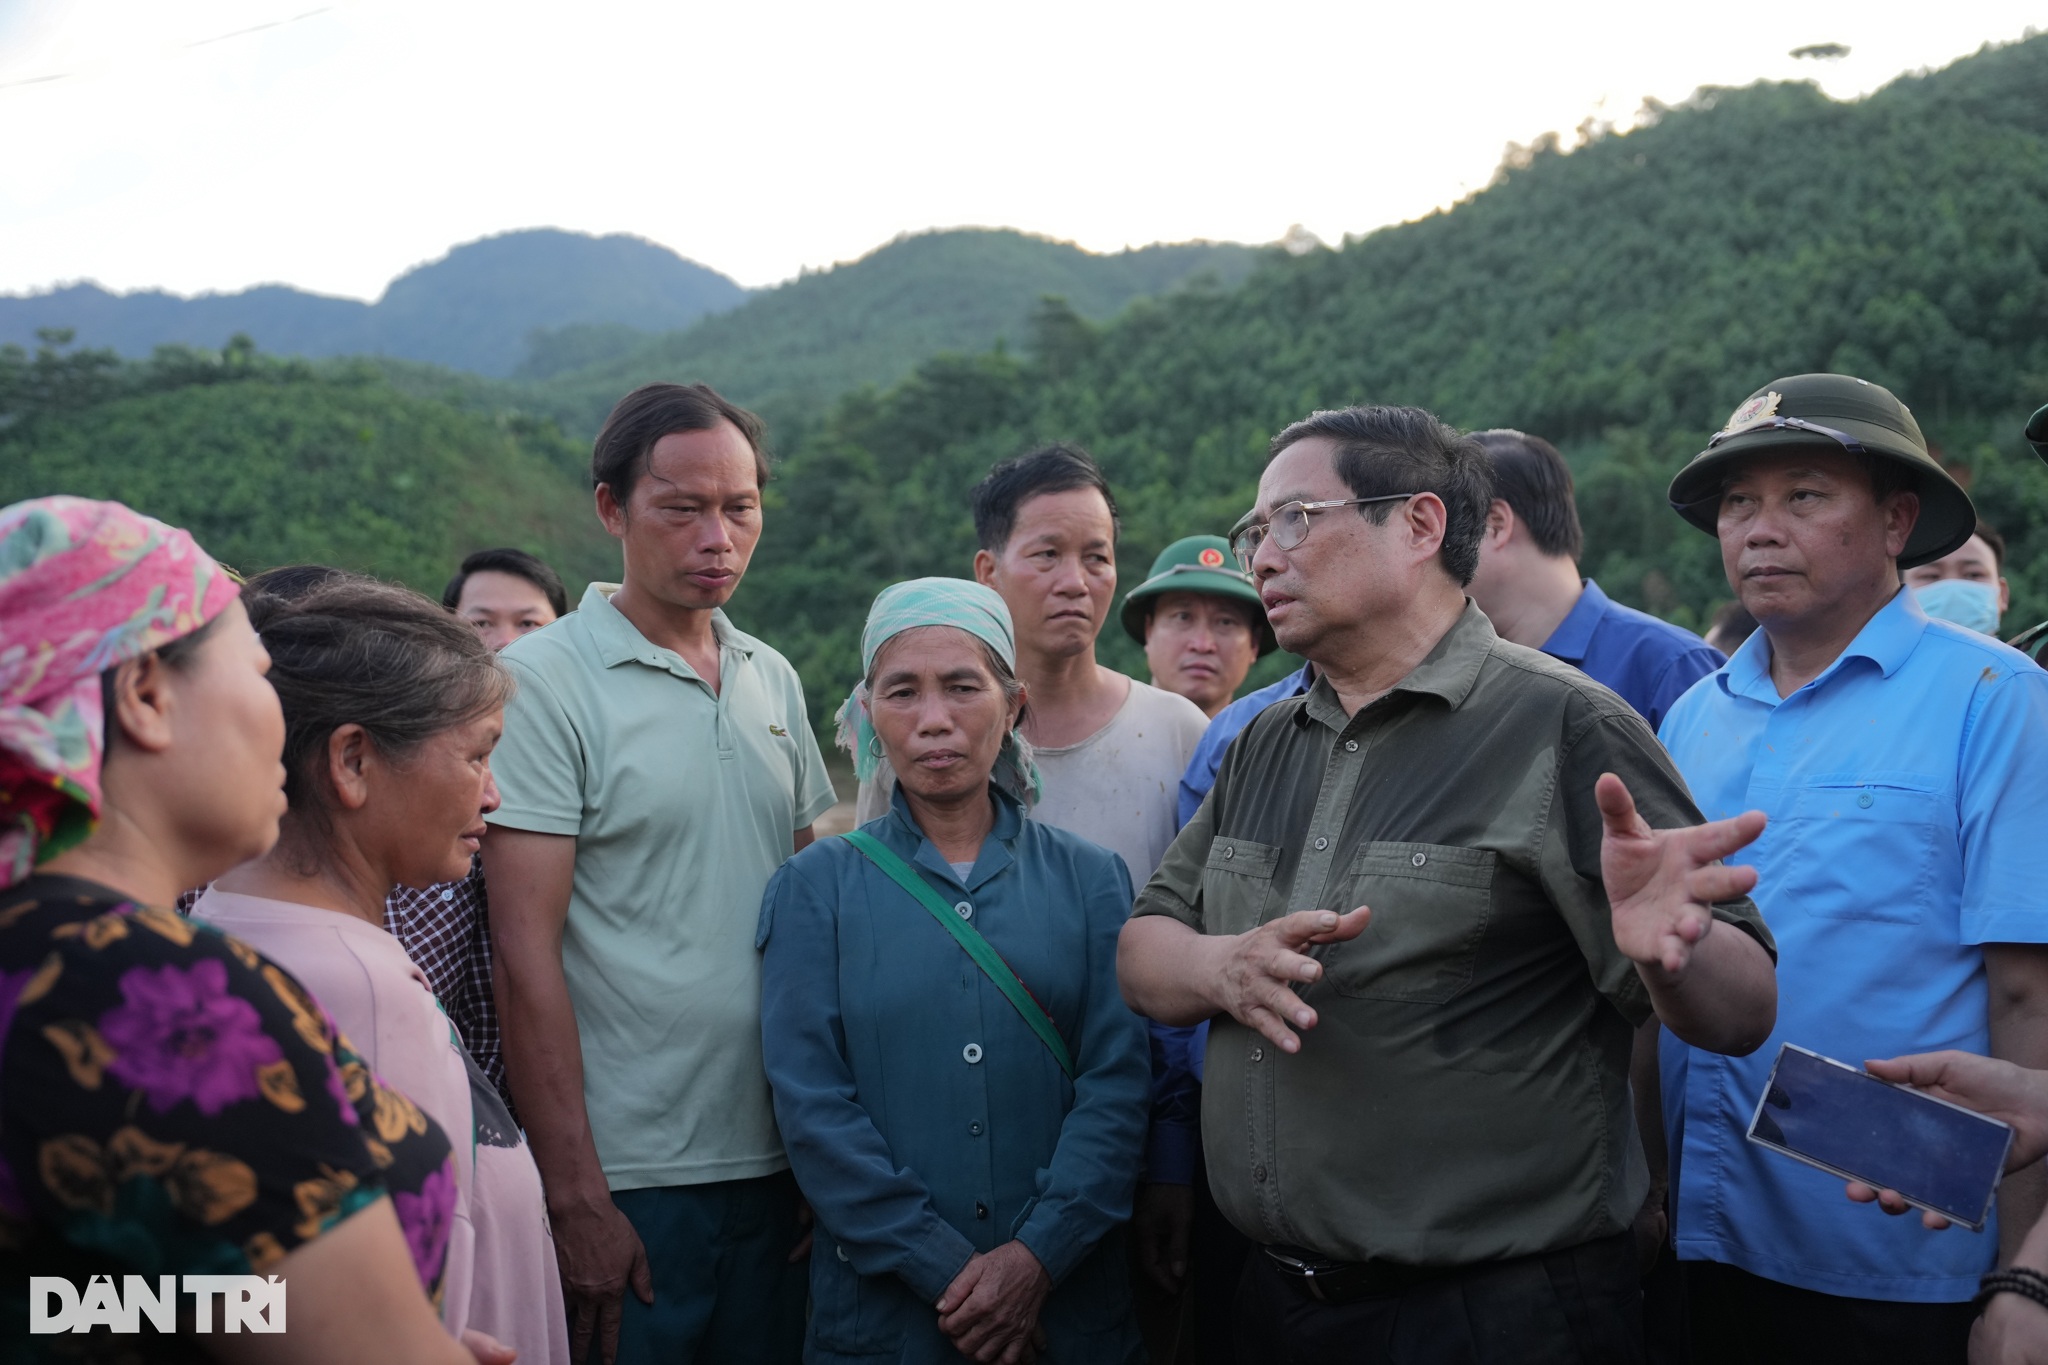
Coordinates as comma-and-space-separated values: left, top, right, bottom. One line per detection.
758, 577, 1148, 1365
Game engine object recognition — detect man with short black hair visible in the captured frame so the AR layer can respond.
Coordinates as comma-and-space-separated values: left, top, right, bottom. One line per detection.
1904, 519, 2009, 636
1119, 404, 1778, 1365
1658, 375, 2048, 1365
486, 382, 835, 1365
1466, 429, 1722, 732
445, 547, 570, 651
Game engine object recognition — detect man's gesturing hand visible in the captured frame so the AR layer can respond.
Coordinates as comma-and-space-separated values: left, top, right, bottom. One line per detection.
1215, 908, 1372, 1053
1597, 773, 1765, 980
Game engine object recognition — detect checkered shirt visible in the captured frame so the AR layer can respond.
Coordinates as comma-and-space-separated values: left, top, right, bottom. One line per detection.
384, 860, 508, 1105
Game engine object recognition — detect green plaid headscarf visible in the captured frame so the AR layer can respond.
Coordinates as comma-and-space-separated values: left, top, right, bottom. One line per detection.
833, 577, 1041, 807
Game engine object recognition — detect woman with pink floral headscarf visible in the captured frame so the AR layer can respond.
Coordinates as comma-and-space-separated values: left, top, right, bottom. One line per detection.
0, 496, 483, 1364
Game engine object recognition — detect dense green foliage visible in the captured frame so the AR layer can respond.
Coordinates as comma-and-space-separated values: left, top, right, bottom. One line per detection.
0, 332, 615, 593
517, 229, 1259, 440
0, 230, 747, 379
733, 35, 2048, 729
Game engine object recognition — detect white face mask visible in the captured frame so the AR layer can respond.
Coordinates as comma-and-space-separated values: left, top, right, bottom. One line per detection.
1913, 579, 2001, 636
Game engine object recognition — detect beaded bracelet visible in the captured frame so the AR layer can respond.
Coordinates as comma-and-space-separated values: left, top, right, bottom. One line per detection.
1975, 1268, 2048, 1316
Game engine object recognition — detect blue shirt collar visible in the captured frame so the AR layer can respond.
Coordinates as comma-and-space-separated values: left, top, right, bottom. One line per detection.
885, 781, 1023, 891
1538, 579, 1608, 664
1721, 586, 1929, 704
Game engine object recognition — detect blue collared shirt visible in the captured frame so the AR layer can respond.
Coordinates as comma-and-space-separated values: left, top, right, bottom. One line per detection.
1541, 579, 1724, 733
1175, 666, 1314, 827
1659, 588, 2048, 1301
757, 786, 1149, 1357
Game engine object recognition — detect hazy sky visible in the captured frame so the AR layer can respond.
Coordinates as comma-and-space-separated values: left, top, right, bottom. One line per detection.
2, 0, 2042, 300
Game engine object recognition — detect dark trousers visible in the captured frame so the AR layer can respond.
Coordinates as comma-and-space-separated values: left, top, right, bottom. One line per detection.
1682, 1260, 1973, 1365
1186, 1171, 1255, 1365
1234, 1231, 1645, 1365
596, 1171, 807, 1365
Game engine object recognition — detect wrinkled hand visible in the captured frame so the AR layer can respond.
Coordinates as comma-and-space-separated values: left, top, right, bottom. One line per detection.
1843, 1052, 2048, 1229
1596, 773, 1764, 980
1215, 908, 1372, 1053
462, 1329, 518, 1365
552, 1196, 654, 1365
790, 1197, 814, 1263
936, 1240, 1051, 1364
1133, 1183, 1194, 1294
1974, 1291, 2048, 1364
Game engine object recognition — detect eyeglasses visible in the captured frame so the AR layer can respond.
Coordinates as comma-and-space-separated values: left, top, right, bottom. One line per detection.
1229, 495, 1417, 572
1707, 415, 1867, 456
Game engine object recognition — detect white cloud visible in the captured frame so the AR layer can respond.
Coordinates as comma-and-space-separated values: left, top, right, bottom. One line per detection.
1, 0, 2040, 299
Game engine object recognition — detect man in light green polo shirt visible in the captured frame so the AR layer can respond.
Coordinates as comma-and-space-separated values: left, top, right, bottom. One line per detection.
483, 382, 836, 1365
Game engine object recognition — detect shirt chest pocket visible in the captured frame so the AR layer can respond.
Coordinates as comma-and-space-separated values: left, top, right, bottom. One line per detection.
1322, 842, 1495, 1004
1777, 773, 1949, 923
1200, 837, 1282, 936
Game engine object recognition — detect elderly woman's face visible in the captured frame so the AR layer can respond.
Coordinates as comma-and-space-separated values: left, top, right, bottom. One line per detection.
869, 627, 1021, 805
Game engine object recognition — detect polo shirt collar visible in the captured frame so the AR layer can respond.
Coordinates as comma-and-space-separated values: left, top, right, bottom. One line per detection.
1302, 599, 1494, 731
887, 781, 1022, 891
578, 582, 754, 677
1539, 579, 1609, 664
1720, 586, 1928, 703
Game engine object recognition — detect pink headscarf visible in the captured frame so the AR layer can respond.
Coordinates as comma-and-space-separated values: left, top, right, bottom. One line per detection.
0, 497, 241, 886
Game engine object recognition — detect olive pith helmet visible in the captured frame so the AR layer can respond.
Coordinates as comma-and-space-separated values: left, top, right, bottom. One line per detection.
2027, 404, 2048, 464
1667, 373, 1976, 570
1120, 535, 1276, 656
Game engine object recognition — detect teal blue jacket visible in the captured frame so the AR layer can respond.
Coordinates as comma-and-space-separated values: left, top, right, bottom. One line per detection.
758, 785, 1147, 1365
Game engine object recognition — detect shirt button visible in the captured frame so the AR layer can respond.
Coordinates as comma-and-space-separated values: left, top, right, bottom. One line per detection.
1411, 852, 1428, 868
976, 1202, 989, 1220
440, 888, 455, 902
1857, 791, 1874, 808
1345, 740, 1359, 752
954, 901, 973, 920
1222, 847, 1235, 860
962, 1044, 983, 1065
1313, 837, 1328, 851
1251, 1047, 1264, 1062
969, 1121, 983, 1136
1253, 1165, 1268, 1183
837, 1245, 849, 1262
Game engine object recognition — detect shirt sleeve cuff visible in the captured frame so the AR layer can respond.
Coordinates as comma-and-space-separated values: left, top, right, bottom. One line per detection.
797, 788, 839, 829
1130, 889, 1200, 928
483, 806, 581, 837
1014, 1212, 1087, 1287
1962, 910, 2048, 947
1144, 1120, 1200, 1185
895, 1218, 978, 1306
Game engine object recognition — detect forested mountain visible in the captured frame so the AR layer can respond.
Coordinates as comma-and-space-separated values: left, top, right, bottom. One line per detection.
516, 229, 1260, 438
0, 230, 748, 378
0, 336, 615, 592
733, 34, 2048, 726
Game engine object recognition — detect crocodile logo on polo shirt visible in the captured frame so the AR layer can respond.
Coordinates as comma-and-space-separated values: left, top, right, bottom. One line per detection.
768, 724, 789, 737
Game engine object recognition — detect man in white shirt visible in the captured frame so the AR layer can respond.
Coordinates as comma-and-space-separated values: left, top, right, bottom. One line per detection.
967, 444, 1209, 885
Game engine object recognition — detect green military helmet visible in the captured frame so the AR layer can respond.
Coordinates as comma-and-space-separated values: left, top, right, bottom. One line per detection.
1667, 373, 1976, 570
1119, 534, 1276, 656
2027, 403, 2048, 464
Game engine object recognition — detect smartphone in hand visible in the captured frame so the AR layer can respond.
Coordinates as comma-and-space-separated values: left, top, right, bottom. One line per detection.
1746, 1043, 2014, 1231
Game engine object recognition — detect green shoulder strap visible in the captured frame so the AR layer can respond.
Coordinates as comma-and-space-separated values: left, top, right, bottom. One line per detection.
842, 829, 1076, 1079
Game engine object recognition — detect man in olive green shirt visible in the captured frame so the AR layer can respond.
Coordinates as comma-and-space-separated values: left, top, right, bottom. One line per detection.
1117, 405, 1778, 1365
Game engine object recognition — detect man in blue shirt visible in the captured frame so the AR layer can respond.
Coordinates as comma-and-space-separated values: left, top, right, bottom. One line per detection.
1465, 428, 1724, 731
1657, 373, 2048, 1364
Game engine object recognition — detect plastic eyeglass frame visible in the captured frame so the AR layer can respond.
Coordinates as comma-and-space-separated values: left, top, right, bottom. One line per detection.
1230, 494, 1417, 572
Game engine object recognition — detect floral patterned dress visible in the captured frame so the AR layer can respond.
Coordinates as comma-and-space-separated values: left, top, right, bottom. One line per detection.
0, 873, 460, 1359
